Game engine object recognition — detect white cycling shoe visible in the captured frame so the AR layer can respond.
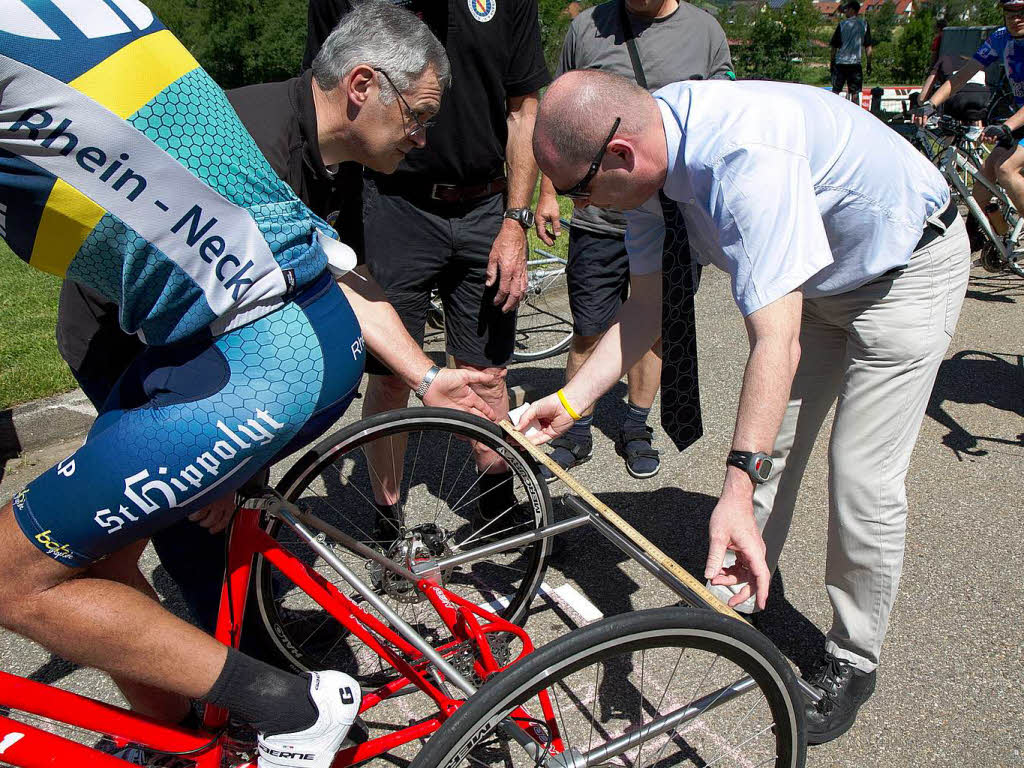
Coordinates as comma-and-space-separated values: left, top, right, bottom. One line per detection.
257, 671, 361, 768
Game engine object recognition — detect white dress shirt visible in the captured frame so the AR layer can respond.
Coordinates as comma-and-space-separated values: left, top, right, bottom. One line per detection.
625, 81, 950, 316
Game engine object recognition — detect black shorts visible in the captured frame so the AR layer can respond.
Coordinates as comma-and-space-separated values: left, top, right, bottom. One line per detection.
566, 226, 629, 337
832, 63, 863, 95
362, 182, 516, 373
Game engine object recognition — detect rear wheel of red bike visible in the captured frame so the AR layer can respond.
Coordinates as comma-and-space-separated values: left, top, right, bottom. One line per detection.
253, 408, 553, 682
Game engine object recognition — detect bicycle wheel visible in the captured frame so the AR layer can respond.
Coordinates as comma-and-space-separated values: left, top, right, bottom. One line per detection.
412, 607, 805, 768
254, 408, 553, 680
512, 247, 573, 363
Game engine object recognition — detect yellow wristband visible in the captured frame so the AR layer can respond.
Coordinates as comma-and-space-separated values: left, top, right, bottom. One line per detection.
557, 389, 582, 421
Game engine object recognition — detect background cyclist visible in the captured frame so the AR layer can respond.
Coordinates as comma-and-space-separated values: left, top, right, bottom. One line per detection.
916, 0, 1024, 240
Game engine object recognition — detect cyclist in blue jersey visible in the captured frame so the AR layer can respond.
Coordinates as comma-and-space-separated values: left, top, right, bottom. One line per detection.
0, 2, 484, 766
916, 0, 1024, 241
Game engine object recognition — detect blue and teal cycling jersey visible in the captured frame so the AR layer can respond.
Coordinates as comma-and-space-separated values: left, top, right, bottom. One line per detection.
0, 0, 333, 344
974, 27, 1024, 107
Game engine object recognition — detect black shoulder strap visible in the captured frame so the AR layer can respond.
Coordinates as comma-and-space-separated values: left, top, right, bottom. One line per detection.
619, 0, 648, 89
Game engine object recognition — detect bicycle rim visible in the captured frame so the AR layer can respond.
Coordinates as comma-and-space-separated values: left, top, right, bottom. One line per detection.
411, 607, 805, 768
253, 408, 552, 679
513, 256, 572, 362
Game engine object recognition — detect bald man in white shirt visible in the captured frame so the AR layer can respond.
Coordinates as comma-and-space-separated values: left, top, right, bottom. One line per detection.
520, 69, 970, 745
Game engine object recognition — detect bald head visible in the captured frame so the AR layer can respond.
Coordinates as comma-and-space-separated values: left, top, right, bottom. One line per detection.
534, 70, 655, 180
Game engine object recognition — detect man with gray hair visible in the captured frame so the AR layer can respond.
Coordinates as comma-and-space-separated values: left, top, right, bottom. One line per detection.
51, 0, 496, 718
520, 69, 969, 745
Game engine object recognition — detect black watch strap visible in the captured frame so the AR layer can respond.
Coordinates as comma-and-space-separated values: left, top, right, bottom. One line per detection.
726, 450, 773, 484
503, 207, 535, 229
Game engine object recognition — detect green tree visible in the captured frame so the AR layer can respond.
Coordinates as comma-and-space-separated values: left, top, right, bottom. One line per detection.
738, 10, 797, 81
148, 0, 308, 88
891, 6, 935, 81
866, 0, 897, 43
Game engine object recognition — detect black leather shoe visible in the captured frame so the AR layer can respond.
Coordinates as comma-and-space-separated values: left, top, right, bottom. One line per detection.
804, 652, 876, 745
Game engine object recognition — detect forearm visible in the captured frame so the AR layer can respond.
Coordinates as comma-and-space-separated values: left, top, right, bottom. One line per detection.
505, 93, 540, 208
539, 174, 557, 203
562, 282, 662, 412
337, 268, 432, 390
921, 73, 937, 101
722, 324, 800, 497
1003, 105, 1024, 132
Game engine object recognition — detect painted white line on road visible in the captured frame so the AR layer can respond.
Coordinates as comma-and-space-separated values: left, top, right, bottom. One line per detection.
477, 582, 604, 625
544, 582, 603, 624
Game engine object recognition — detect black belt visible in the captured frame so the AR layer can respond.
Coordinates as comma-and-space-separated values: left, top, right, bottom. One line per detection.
914, 200, 958, 252
373, 176, 507, 205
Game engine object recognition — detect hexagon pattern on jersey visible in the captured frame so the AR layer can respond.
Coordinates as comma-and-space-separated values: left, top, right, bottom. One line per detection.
130, 68, 328, 281
67, 213, 215, 343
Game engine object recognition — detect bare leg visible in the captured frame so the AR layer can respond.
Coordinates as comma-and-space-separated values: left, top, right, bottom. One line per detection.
361, 373, 411, 507
991, 143, 1024, 215
84, 539, 191, 721
453, 359, 509, 474
565, 332, 603, 417
0, 503, 227, 702
625, 337, 662, 410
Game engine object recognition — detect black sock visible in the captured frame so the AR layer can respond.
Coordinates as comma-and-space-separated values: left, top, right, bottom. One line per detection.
622, 401, 652, 433
566, 414, 593, 444
204, 647, 318, 736
476, 470, 517, 521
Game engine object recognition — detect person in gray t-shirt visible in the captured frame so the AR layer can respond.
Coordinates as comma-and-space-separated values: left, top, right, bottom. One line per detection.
534, 0, 732, 481
830, 0, 873, 101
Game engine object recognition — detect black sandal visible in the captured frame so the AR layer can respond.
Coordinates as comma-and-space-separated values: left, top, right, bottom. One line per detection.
539, 435, 593, 483
616, 426, 661, 479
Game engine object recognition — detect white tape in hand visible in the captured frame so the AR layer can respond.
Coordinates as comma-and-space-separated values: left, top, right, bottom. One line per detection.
507, 403, 541, 439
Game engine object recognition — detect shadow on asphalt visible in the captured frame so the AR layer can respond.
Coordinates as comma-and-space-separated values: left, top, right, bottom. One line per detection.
546, 489, 827, 677
964, 272, 1023, 304
926, 349, 1024, 461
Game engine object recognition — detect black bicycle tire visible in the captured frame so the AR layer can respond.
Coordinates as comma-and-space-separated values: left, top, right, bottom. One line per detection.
411, 607, 806, 768
253, 407, 553, 674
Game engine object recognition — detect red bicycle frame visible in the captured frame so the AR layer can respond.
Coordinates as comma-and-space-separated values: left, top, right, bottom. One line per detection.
0, 502, 555, 768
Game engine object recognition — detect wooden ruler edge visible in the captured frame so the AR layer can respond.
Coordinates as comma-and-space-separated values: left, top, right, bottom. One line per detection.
498, 419, 743, 621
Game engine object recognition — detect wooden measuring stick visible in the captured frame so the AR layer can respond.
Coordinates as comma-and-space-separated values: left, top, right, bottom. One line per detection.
498, 419, 746, 622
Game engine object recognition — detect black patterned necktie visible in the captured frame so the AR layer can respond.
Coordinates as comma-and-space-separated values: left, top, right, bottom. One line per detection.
659, 191, 703, 451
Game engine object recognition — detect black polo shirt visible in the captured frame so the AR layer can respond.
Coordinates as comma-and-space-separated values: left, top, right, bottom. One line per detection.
227, 70, 364, 256
303, 0, 550, 186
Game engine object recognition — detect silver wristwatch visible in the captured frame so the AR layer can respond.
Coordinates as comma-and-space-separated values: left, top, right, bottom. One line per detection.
414, 365, 442, 401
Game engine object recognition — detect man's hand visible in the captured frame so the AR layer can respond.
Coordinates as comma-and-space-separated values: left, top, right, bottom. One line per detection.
188, 495, 236, 534
705, 491, 770, 610
911, 102, 936, 127
486, 220, 528, 312
422, 368, 499, 421
866, 60, 872, 78
535, 191, 562, 246
983, 122, 1016, 149
516, 392, 576, 444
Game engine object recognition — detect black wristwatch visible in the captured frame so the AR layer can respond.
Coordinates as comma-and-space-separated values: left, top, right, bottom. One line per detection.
503, 208, 535, 230
726, 450, 774, 484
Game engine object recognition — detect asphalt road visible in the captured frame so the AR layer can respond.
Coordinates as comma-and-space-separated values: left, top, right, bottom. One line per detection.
1, 264, 1021, 767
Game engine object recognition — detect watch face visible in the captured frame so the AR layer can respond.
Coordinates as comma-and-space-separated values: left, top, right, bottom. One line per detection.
753, 456, 772, 481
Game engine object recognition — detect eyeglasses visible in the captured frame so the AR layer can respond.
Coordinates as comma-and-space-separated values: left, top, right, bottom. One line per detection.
554, 117, 621, 199
374, 68, 435, 138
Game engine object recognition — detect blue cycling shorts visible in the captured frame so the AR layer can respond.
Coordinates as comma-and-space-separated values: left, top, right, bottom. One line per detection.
12, 272, 365, 567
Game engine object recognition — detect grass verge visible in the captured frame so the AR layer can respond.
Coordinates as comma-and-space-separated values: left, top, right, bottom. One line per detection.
0, 243, 77, 411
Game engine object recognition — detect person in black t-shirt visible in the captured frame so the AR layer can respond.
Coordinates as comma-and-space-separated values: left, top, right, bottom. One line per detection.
303, 0, 551, 525
54, 1, 497, 636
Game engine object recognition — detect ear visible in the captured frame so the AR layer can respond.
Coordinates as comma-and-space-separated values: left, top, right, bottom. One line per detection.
604, 139, 636, 171
345, 64, 376, 109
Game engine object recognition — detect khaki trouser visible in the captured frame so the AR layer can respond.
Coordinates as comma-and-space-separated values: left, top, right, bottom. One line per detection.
711, 214, 971, 673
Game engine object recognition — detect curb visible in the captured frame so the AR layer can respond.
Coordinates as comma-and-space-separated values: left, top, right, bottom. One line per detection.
0, 389, 96, 459
0, 385, 538, 460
